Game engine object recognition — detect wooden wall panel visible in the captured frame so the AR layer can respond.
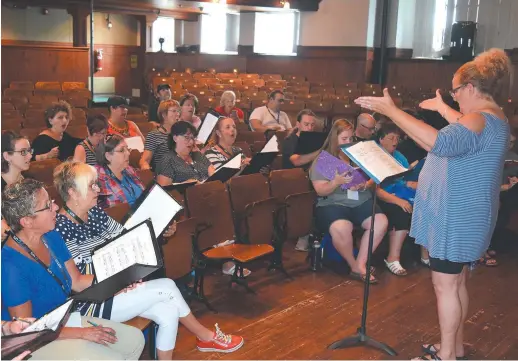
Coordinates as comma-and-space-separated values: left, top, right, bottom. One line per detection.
1, 41, 89, 90
94, 44, 143, 96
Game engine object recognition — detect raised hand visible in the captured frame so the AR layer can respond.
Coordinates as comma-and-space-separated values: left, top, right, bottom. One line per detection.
354, 88, 397, 116
419, 89, 446, 112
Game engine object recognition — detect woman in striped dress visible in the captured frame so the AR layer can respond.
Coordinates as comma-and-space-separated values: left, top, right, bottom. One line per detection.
355, 48, 511, 361
73, 114, 108, 166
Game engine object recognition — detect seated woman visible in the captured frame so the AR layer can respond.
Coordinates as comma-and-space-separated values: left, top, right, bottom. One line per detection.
375, 122, 417, 276
309, 119, 388, 283
1, 179, 145, 360
95, 135, 145, 208
53, 161, 244, 358
204, 117, 251, 170
215, 91, 245, 123
2, 131, 33, 239
106, 96, 145, 143
179, 94, 202, 130
73, 114, 108, 166
140, 99, 181, 171
157, 121, 216, 186
32, 101, 81, 161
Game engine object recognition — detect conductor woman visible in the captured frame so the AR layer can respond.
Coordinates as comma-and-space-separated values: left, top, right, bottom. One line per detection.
355, 48, 511, 361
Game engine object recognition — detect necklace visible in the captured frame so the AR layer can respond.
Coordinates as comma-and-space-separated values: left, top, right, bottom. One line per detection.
109, 120, 129, 136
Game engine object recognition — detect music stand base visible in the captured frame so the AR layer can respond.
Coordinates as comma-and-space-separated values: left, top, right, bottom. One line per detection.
328, 328, 397, 356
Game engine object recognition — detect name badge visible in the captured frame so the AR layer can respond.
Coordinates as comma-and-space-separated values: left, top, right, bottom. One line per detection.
347, 190, 359, 200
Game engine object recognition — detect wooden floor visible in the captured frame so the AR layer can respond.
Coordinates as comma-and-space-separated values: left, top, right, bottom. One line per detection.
151, 245, 518, 360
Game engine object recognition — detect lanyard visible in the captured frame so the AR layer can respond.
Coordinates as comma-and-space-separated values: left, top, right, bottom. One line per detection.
63, 204, 86, 225
106, 167, 136, 199
217, 144, 234, 159
267, 108, 280, 124
10, 232, 70, 296
83, 139, 95, 153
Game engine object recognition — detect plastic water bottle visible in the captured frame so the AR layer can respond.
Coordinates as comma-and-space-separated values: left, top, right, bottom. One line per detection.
311, 236, 322, 272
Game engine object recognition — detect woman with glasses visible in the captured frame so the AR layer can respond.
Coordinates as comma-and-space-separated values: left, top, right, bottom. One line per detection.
179, 94, 202, 130
52, 161, 244, 359
140, 99, 181, 171
309, 119, 388, 284
1, 131, 33, 239
374, 122, 417, 276
157, 121, 216, 186
73, 114, 109, 166
355, 48, 511, 361
32, 101, 81, 162
95, 135, 144, 208
1, 178, 146, 359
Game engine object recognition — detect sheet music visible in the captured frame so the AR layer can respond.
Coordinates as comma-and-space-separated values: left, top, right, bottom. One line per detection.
196, 112, 219, 144
261, 135, 279, 153
125, 136, 145, 153
201, 153, 241, 183
22, 300, 73, 333
124, 184, 182, 236
342, 140, 408, 184
92, 223, 157, 282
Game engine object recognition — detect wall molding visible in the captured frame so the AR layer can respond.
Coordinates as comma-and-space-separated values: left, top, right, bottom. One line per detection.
1, 39, 89, 51
238, 45, 374, 59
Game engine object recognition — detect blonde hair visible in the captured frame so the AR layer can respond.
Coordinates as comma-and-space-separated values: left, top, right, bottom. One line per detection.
157, 99, 180, 124
321, 119, 355, 158
455, 48, 511, 99
207, 117, 234, 147
53, 160, 97, 202
219, 90, 236, 107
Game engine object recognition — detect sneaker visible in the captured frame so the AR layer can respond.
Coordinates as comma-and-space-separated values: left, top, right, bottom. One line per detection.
196, 324, 244, 353
295, 235, 310, 252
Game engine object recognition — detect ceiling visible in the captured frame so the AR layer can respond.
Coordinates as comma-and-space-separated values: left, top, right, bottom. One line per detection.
2, 0, 322, 17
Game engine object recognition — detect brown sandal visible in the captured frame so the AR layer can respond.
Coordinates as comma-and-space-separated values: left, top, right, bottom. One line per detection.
350, 271, 379, 284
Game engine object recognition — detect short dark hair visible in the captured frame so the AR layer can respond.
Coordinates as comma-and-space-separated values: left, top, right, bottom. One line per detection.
44, 101, 71, 128
95, 134, 125, 167
268, 90, 284, 100
1, 131, 27, 173
296, 109, 316, 123
86, 114, 108, 135
168, 121, 198, 151
376, 121, 402, 141
2, 178, 45, 234
179, 93, 199, 110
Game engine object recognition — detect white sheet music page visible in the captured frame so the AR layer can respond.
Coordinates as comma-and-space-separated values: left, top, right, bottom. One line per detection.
22, 299, 74, 333
124, 184, 182, 236
92, 223, 157, 282
342, 140, 408, 184
125, 136, 145, 153
196, 112, 219, 144
261, 135, 279, 153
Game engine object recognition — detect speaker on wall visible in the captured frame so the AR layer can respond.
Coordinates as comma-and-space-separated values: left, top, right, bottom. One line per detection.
447, 21, 477, 61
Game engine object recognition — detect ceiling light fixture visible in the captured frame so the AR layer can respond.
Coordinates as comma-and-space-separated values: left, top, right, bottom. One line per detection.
280, 0, 290, 9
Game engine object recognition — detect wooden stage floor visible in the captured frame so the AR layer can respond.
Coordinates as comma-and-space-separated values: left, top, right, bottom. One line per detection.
156, 246, 518, 360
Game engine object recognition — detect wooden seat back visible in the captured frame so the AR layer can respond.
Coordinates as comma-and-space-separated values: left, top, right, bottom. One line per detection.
162, 217, 198, 280
104, 203, 131, 222
23, 159, 62, 185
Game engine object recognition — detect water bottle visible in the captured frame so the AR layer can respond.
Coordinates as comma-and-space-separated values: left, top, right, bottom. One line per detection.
310, 235, 322, 272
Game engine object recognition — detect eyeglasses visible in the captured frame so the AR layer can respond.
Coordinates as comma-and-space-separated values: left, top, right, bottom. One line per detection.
11, 148, 34, 156
360, 123, 376, 132
449, 83, 467, 97
168, 109, 181, 114
384, 135, 402, 143
180, 134, 195, 142
277, 98, 285, 103
33, 199, 55, 214
89, 183, 101, 192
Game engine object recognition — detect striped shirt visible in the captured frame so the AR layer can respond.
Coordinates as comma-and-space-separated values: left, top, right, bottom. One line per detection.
55, 206, 123, 317
144, 129, 169, 170
410, 113, 509, 263
78, 140, 97, 166
204, 145, 244, 170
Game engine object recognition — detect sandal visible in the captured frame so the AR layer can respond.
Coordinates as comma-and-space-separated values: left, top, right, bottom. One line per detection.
422, 344, 468, 360
412, 354, 442, 360
384, 259, 407, 276
421, 258, 430, 267
349, 271, 379, 284
478, 256, 498, 267
222, 265, 251, 277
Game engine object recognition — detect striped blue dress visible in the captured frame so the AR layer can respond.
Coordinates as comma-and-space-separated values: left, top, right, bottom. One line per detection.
410, 112, 509, 263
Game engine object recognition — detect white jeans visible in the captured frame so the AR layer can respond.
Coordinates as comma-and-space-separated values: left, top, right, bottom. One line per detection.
100, 278, 192, 351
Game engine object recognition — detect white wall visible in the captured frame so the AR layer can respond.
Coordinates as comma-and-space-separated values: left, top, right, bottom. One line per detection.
1, 6, 73, 42
298, 0, 372, 47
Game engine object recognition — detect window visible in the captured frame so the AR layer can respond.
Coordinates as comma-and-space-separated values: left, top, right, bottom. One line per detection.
254, 12, 298, 55
432, 0, 449, 51
200, 12, 227, 54
152, 17, 175, 52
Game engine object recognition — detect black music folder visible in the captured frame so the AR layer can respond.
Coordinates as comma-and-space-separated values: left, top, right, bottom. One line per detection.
240, 134, 279, 176
1, 299, 74, 359
202, 153, 242, 183
72, 220, 163, 303
122, 182, 183, 237
295, 131, 328, 155
163, 180, 198, 194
